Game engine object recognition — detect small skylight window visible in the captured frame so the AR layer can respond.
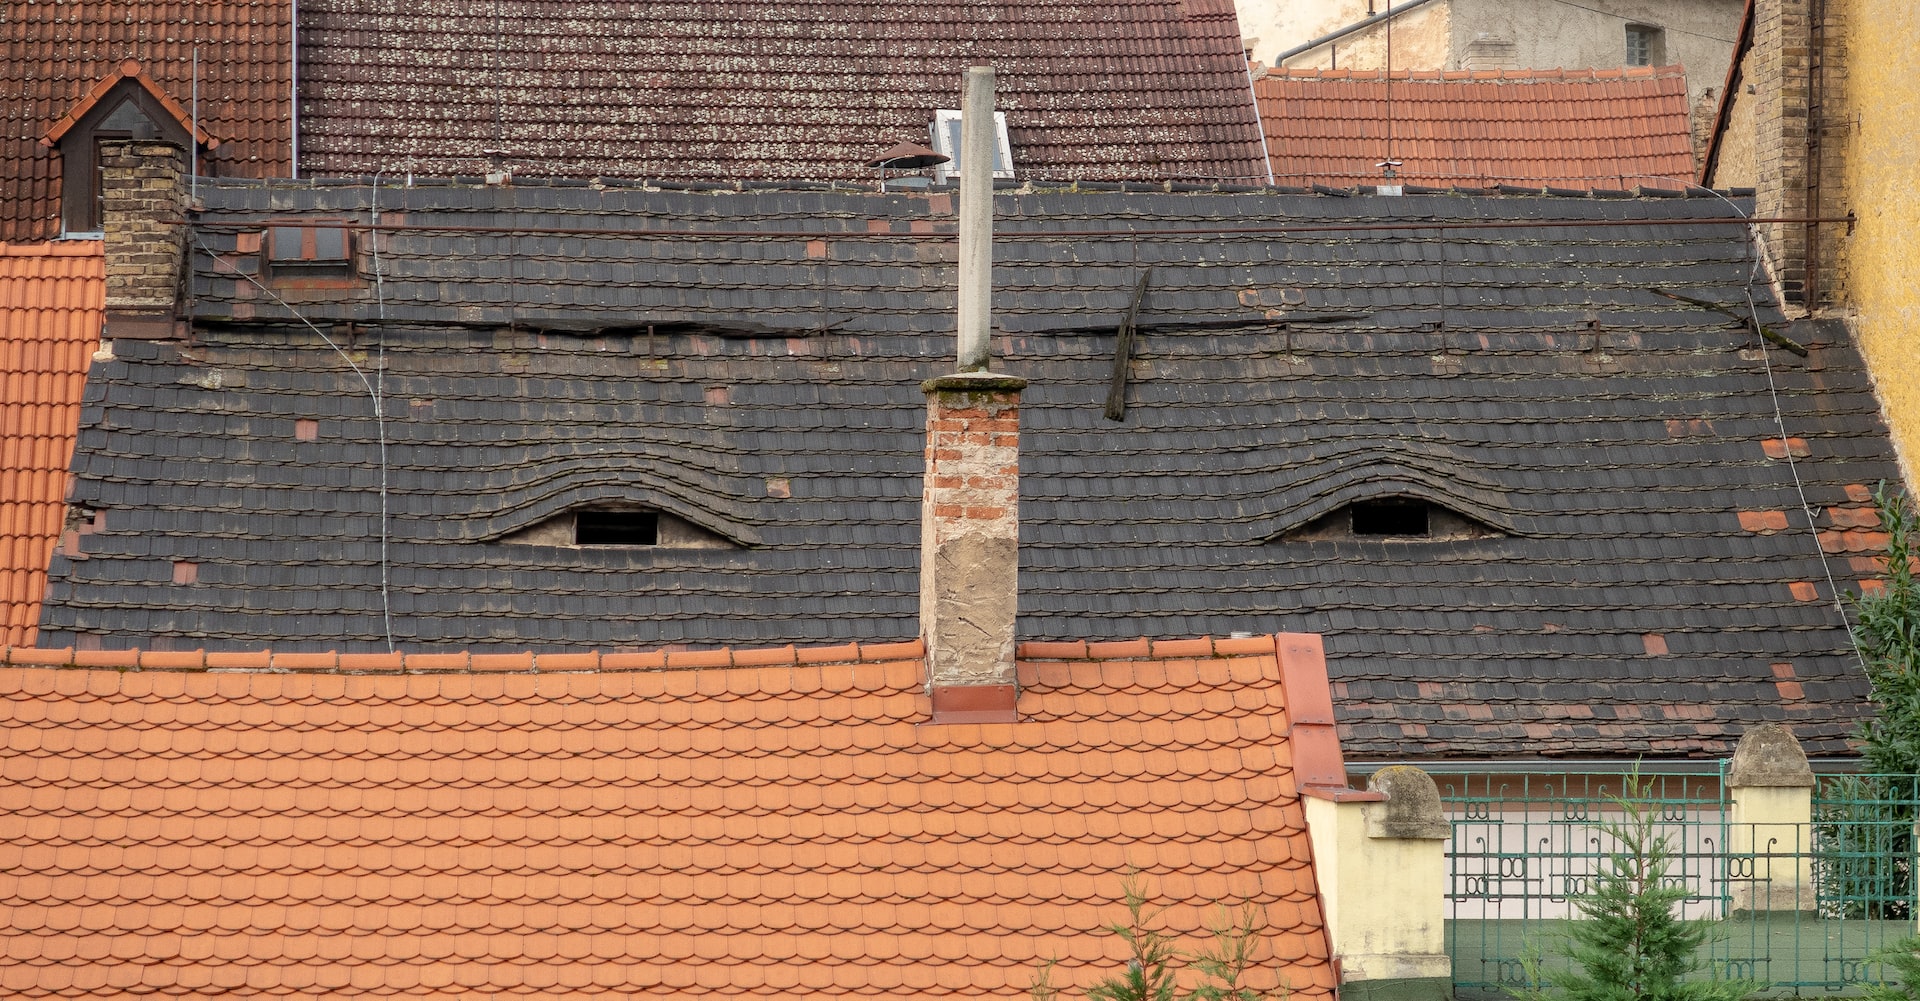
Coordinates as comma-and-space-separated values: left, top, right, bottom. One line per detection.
575, 511, 659, 546
265, 224, 355, 278
929, 110, 1015, 182
1350, 498, 1430, 537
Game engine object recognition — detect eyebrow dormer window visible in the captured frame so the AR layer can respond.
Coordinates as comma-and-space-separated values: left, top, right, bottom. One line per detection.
499, 507, 738, 550
1278, 496, 1503, 543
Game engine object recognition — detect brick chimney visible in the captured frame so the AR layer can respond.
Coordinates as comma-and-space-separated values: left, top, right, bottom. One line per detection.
100, 139, 187, 338
921, 373, 1027, 723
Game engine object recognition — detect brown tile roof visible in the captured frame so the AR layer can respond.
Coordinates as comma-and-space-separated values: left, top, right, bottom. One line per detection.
0, 1, 292, 242
1254, 65, 1698, 190
0, 634, 1338, 998
295, 0, 1270, 184
0, 243, 101, 648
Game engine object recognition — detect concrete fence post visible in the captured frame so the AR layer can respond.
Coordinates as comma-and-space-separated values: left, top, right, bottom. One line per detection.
1304, 765, 1451, 1001
1727, 723, 1817, 914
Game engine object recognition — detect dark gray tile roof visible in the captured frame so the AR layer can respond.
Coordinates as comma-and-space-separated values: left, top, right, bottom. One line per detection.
39, 178, 1900, 759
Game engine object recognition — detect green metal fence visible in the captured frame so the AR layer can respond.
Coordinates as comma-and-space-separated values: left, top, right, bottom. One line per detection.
1440, 770, 1919, 999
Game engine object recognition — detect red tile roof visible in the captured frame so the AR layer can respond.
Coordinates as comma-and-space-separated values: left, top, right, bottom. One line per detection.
0, 634, 1338, 998
0, 243, 102, 648
1254, 66, 1698, 190
0, 1, 292, 242
295, 0, 1271, 184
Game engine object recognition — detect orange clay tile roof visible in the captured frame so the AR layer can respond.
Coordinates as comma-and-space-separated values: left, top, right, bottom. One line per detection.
0, 244, 101, 648
0, 2, 292, 242
0, 635, 1338, 998
1255, 65, 1698, 190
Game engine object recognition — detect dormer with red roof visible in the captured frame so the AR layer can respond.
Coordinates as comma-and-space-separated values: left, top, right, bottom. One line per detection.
0, 1, 294, 243
39, 61, 219, 236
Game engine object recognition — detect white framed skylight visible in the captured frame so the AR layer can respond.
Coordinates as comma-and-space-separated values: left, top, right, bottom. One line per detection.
929, 110, 1015, 182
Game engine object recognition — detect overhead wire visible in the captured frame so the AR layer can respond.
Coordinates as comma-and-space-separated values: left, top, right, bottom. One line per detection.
190, 231, 397, 653
1617, 173, 1868, 670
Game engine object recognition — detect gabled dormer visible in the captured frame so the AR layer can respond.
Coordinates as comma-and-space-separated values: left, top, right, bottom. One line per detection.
41, 60, 217, 237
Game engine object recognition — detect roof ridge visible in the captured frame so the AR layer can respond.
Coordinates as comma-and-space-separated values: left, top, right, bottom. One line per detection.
0, 241, 104, 258
0, 634, 1292, 674
1267, 63, 1686, 83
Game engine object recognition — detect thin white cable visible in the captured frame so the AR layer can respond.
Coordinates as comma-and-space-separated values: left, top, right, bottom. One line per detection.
368, 177, 396, 653
1618, 172, 1866, 666
191, 232, 397, 652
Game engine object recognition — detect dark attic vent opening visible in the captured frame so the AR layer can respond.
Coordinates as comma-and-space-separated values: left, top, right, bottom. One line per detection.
1351, 498, 1430, 537
575, 511, 659, 546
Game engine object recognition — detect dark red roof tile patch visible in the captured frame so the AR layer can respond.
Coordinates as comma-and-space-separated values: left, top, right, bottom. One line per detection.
0, 636, 1336, 997
0, 243, 102, 647
296, 0, 1270, 184
1254, 65, 1697, 190
0, 1, 292, 242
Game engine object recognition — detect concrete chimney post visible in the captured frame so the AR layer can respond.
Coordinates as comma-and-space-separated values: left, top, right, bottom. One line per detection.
920, 371, 1027, 723
100, 139, 188, 338
956, 66, 995, 373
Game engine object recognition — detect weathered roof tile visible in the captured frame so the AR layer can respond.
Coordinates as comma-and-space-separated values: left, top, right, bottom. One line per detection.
0, 243, 101, 646
296, 0, 1270, 184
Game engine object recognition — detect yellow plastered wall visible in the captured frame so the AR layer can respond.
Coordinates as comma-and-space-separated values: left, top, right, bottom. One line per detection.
1303, 796, 1449, 982
1837, 0, 1920, 484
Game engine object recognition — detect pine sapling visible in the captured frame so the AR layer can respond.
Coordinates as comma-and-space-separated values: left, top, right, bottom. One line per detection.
1513, 779, 1754, 1001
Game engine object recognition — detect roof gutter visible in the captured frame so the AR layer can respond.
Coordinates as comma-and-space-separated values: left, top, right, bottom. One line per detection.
289, 0, 299, 178
1273, 0, 1441, 65
1245, 62, 1275, 186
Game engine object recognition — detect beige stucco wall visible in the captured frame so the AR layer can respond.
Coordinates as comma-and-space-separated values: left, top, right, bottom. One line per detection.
1835, 0, 1920, 484
1303, 795, 1449, 982
1240, 0, 1373, 65
1248, 0, 1742, 121
1275, 1, 1454, 72
1448, 0, 1742, 119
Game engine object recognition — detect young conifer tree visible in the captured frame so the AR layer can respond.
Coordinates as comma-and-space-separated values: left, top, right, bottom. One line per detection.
1514, 780, 1752, 1001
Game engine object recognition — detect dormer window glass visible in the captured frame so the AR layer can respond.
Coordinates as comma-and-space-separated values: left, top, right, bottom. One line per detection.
265, 225, 355, 278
